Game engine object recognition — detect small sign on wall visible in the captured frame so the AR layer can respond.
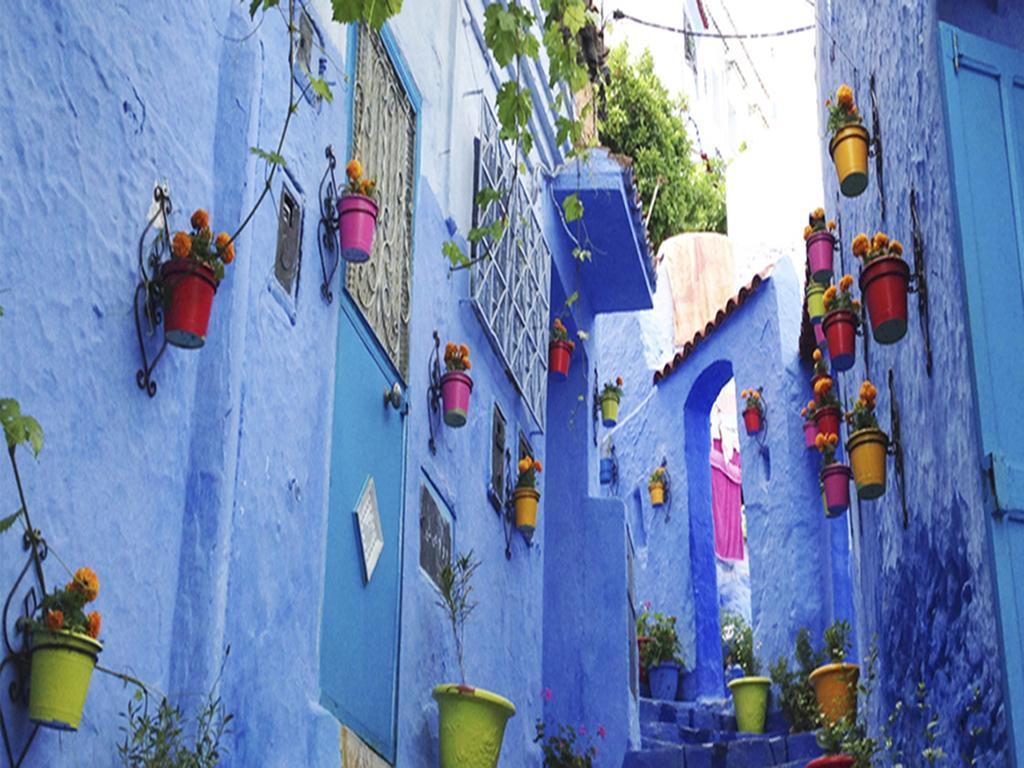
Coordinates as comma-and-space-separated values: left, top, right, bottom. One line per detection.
419, 482, 452, 590
354, 476, 384, 583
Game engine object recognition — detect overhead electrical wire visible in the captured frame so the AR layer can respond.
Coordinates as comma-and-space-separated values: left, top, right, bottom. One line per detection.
611, 10, 813, 40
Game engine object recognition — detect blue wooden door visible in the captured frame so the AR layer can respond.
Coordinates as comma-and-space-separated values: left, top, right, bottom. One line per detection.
319, 300, 407, 761
940, 23, 1024, 765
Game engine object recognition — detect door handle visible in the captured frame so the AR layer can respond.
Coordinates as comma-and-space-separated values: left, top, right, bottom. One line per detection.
383, 382, 407, 414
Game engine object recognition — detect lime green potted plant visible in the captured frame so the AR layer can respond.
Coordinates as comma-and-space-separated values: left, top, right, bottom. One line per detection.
637, 607, 684, 701
27, 566, 103, 730
723, 614, 770, 733
433, 552, 515, 767
809, 620, 859, 726
599, 377, 623, 427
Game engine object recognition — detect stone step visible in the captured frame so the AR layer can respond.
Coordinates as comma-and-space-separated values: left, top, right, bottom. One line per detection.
624, 729, 822, 768
639, 697, 790, 737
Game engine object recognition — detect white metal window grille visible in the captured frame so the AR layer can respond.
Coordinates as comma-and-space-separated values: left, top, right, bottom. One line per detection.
347, 26, 416, 379
469, 102, 551, 428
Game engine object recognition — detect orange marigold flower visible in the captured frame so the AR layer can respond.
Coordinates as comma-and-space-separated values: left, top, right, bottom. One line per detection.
815, 433, 826, 450
852, 299, 862, 311
803, 225, 813, 240
171, 231, 192, 260
462, 357, 471, 370
827, 219, 836, 231
851, 233, 870, 257
534, 460, 543, 473
872, 231, 889, 250
191, 208, 210, 231
616, 377, 623, 387
889, 239, 904, 256
87, 611, 102, 639
359, 178, 375, 196
460, 344, 469, 357
71, 567, 100, 602
828, 433, 839, 446
812, 207, 826, 220
808, 400, 816, 410
215, 232, 236, 265
823, 286, 837, 306
837, 84, 854, 108
45, 609, 64, 631
813, 349, 822, 362
346, 159, 363, 181
519, 457, 531, 473
839, 274, 854, 291
800, 407, 808, 417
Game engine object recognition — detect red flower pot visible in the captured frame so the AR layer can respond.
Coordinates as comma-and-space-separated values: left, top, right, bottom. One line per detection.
162, 260, 218, 349
814, 405, 841, 440
548, 341, 573, 379
821, 309, 857, 372
860, 256, 910, 344
806, 756, 855, 768
743, 408, 762, 434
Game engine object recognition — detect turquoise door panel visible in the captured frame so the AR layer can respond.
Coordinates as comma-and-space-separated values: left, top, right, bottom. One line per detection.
320, 299, 406, 761
940, 22, 1024, 766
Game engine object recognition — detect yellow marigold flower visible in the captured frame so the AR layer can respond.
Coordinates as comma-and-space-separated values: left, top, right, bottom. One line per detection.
803, 225, 813, 240
815, 433, 826, 450
518, 458, 530, 473
813, 349, 822, 362
808, 400, 816, 410
827, 219, 836, 231
346, 159, 363, 181
87, 611, 102, 639
828, 433, 839, 445
812, 207, 825, 220
889, 239, 904, 256
872, 231, 889, 250
837, 84, 854, 108
45, 609, 64, 631
460, 344, 469, 357
839, 274, 854, 291
191, 208, 210, 231
172, 231, 192, 260
851, 233, 870, 257
71, 567, 100, 602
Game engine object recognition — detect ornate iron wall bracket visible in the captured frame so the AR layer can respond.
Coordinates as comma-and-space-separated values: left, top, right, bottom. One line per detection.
427, 331, 444, 455
908, 188, 934, 376
317, 145, 341, 303
887, 368, 909, 530
591, 368, 599, 447
870, 74, 886, 222
860, 292, 872, 380
607, 444, 620, 496
133, 186, 173, 397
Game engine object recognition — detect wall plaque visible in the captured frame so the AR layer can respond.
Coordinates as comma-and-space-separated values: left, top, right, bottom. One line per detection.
419, 483, 452, 590
354, 476, 383, 583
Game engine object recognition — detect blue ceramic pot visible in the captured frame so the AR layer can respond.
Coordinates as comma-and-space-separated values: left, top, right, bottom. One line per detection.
648, 662, 680, 702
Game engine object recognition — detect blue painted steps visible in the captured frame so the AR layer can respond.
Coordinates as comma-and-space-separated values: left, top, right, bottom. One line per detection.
623, 698, 822, 768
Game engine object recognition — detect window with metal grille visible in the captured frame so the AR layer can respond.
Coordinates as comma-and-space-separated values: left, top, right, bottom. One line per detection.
489, 403, 507, 511
347, 27, 416, 379
469, 101, 551, 428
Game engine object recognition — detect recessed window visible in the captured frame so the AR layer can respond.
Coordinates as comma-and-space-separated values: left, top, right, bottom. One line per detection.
274, 186, 303, 298
489, 403, 507, 511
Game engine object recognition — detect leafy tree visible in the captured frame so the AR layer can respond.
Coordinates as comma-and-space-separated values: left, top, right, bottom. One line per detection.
600, 44, 727, 249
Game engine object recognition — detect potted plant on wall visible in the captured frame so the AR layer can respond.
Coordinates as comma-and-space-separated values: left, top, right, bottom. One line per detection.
433, 552, 515, 768
845, 380, 888, 500
441, 342, 473, 427
548, 318, 575, 380
637, 607, 683, 702
817, 432, 851, 517
165, 209, 236, 348
513, 455, 542, 539
741, 388, 764, 434
27, 567, 103, 730
827, 84, 870, 197
801, 402, 818, 449
599, 377, 623, 427
804, 208, 837, 284
806, 280, 827, 325
821, 275, 861, 372
813, 375, 842, 440
808, 620, 859, 725
852, 231, 910, 344
648, 466, 667, 507
337, 158, 379, 263
724, 618, 770, 734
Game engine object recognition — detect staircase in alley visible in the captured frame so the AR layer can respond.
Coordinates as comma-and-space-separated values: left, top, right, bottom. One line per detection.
622, 697, 823, 768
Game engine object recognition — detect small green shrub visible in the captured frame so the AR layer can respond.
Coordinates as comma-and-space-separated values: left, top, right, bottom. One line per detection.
770, 627, 827, 732
720, 611, 759, 676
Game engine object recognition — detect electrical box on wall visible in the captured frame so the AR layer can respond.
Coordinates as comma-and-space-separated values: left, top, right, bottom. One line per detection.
275, 186, 303, 298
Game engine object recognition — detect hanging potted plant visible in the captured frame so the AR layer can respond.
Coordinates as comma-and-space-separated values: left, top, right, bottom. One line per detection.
827, 84, 870, 197
648, 466, 667, 507
812, 374, 842, 440
845, 380, 888, 500
803, 208, 837, 284
801, 402, 818, 449
165, 209, 236, 349
808, 621, 859, 725
548, 318, 575, 380
433, 552, 516, 767
337, 158, 379, 263
599, 377, 623, 427
636, 607, 683, 702
810, 348, 829, 392
852, 231, 910, 344
441, 342, 473, 427
740, 388, 764, 434
806, 280, 826, 325
725, 626, 770, 733
817, 432, 851, 516
27, 567, 103, 730
513, 455, 542, 539
821, 275, 861, 372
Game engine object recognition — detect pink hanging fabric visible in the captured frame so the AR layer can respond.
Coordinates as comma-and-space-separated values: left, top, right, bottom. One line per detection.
711, 438, 744, 560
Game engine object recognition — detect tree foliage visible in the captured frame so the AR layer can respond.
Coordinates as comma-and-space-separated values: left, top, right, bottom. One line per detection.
599, 44, 727, 249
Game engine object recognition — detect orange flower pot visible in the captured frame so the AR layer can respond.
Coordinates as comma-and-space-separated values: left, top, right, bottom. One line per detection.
829, 125, 870, 197
809, 662, 859, 724
846, 428, 888, 500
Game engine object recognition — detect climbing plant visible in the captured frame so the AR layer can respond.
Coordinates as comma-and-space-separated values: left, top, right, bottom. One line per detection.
600, 43, 727, 250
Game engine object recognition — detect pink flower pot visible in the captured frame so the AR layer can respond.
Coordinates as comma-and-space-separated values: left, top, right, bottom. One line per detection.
337, 194, 379, 263
441, 371, 473, 427
806, 231, 835, 284
814, 322, 827, 350
821, 464, 851, 516
814, 406, 841, 441
803, 420, 817, 448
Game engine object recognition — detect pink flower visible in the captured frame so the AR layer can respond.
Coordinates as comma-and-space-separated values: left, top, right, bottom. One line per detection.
598, 725, 606, 739
542, 687, 552, 702
642, 600, 652, 611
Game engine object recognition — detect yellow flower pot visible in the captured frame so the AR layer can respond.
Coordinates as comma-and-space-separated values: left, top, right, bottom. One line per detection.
846, 428, 888, 500
513, 488, 540, 536
829, 124, 870, 197
29, 629, 102, 731
433, 684, 516, 768
649, 482, 665, 507
806, 282, 826, 323
600, 394, 620, 427
809, 662, 860, 724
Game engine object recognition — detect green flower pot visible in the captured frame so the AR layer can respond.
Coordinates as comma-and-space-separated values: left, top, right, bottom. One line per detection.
727, 676, 771, 733
600, 395, 620, 427
433, 683, 515, 768
29, 629, 102, 730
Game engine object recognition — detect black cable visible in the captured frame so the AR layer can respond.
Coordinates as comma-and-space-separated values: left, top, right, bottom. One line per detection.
611, 9, 813, 39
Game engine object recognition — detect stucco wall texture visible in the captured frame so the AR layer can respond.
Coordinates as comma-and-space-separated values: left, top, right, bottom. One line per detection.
815, 0, 1022, 762
0, 1, 640, 766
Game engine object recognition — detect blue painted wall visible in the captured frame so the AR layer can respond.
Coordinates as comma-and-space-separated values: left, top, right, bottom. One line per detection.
815, 0, 1019, 761
0, 1, 646, 765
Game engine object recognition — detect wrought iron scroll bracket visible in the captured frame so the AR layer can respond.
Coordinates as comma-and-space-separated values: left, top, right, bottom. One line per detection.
133, 185, 173, 398
317, 145, 341, 304
427, 331, 443, 455
609, 444, 620, 496
592, 368, 599, 447
887, 368, 909, 530
907, 188, 934, 376
869, 74, 886, 223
